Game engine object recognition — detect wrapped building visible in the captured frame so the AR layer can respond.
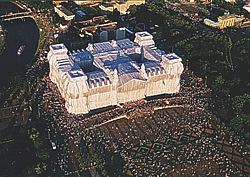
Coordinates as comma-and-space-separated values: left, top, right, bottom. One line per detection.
48, 31, 183, 114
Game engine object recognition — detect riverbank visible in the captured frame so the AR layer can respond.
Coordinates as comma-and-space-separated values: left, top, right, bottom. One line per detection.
34, 17, 45, 57
0, 26, 7, 55
25, 16, 45, 69
0, 16, 46, 107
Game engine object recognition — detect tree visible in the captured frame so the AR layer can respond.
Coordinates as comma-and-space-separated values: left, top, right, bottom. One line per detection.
23, 167, 34, 177
232, 39, 250, 94
33, 137, 43, 149
175, 32, 236, 98
232, 94, 250, 114
127, 4, 137, 16
218, 108, 227, 119
229, 116, 243, 133
245, 132, 250, 139
35, 149, 50, 160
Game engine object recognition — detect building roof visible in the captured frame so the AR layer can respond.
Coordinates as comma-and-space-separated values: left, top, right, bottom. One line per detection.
56, 5, 74, 16
51, 43, 67, 51
86, 71, 111, 88
136, 31, 153, 40
48, 31, 183, 114
137, 31, 151, 37
100, 3, 114, 7
70, 50, 93, 62
49, 32, 182, 89
76, 10, 86, 17
165, 53, 182, 61
144, 61, 165, 76
204, 18, 221, 26
117, 62, 146, 86
68, 64, 86, 80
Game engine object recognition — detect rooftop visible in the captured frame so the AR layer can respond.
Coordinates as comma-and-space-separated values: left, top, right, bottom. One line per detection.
137, 31, 152, 38
50, 32, 182, 88
51, 43, 67, 50
166, 53, 182, 61
101, 3, 114, 7
56, 5, 74, 16
71, 50, 93, 62
76, 10, 86, 17
204, 18, 221, 26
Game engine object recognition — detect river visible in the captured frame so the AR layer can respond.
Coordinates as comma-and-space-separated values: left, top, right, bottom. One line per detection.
0, 2, 39, 89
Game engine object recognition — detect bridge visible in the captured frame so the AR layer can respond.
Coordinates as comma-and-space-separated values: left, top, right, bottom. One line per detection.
0, 11, 32, 22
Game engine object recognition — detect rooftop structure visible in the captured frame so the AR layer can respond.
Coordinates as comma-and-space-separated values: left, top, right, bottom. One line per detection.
204, 12, 244, 29
48, 32, 183, 114
54, 5, 75, 21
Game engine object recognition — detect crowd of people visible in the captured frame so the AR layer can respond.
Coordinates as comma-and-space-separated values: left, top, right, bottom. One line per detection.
37, 68, 249, 176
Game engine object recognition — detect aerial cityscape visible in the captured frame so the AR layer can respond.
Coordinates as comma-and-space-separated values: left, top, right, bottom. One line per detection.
0, 0, 250, 176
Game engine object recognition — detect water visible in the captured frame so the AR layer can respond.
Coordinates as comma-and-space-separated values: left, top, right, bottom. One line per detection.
0, 2, 26, 16
0, 2, 39, 88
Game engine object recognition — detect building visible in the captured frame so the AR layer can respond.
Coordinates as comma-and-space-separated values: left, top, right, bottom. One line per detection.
54, 5, 75, 21
73, 15, 119, 42
74, 0, 102, 5
99, 0, 145, 15
204, 18, 221, 28
99, 30, 108, 42
114, 1, 127, 15
116, 27, 126, 40
53, 0, 68, 5
225, 0, 236, 3
243, 4, 250, 13
180, 0, 196, 4
48, 31, 183, 114
74, 15, 117, 33
204, 12, 244, 29
99, 3, 114, 14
